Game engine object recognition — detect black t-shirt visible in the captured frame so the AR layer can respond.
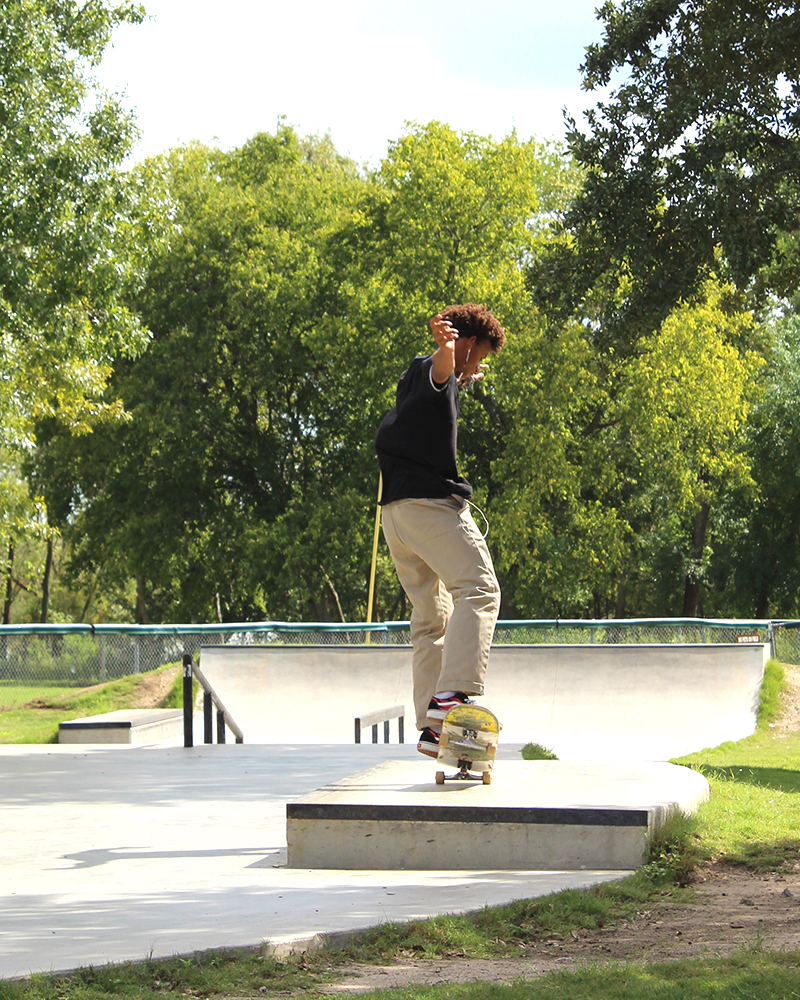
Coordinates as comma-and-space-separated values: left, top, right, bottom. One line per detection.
375, 355, 472, 505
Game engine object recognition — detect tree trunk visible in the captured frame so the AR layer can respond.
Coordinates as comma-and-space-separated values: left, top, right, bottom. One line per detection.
41, 536, 54, 623
2, 540, 13, 625
320, 565, 346, 623
615, 581, 627, 618
136, 575, 150, 624
682, 500, 710, 617
79, 577, 97, 623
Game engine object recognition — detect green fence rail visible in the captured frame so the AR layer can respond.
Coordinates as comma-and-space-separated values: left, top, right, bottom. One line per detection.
0, 618, 791, 687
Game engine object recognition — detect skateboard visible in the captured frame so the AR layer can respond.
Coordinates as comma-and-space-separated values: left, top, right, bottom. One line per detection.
435, 704, 499, 785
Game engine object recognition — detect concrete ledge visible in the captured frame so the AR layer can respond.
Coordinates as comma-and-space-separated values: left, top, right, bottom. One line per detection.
286, 759, 709, 871
58, 709, 182, 745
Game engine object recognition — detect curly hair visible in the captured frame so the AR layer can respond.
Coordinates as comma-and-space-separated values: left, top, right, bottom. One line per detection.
439, 303, 506, 353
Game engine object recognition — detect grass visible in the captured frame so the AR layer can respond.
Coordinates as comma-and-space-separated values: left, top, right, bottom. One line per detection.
3, 941, 800, 1000
316, 953, 800, 1000
521, 741, 559, 760
0, 665, 182, 744
2, 658, 799, 999
674, 658, 800, 870
0, 949, 339, 1000
338, 870, 682, 964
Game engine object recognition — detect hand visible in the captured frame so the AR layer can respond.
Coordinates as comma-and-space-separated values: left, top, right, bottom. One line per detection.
430, 313, 459, 350
457, 363, 488, 387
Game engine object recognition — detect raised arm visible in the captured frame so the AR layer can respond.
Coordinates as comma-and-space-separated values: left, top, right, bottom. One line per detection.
429, 313, 458, 385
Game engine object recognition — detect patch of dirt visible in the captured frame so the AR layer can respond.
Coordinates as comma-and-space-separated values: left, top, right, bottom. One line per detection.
24, 665, 180, 711
773, 665, 800, 732
127, 665, 180, 708
19, 697, 64, 710
317, 864, 800, 992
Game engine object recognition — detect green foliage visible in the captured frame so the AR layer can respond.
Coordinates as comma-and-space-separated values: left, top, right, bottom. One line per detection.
520, 742, 558, 760
0, 1, 170, 625
641, 809, 701, 887
728, 313, 800, 616
0, 0, 165, 445
37, 123, 562, 623
5, 952, 800, 1000
9, 79, 799, 622
757, 659, 786, 729
160, 667, 196, 710
489, 281, 762, 616
0, 949, 335, 1000
547, 0, 800, 339
0, 632, 99, 684
378, 121, 540, 304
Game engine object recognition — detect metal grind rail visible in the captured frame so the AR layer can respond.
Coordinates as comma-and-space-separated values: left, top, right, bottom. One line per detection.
354, 705, 405, 744
182, 653, 243, 747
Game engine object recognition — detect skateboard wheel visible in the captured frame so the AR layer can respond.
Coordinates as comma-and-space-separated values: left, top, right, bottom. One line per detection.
482, 772, 492, 785
435, 771, 445, 785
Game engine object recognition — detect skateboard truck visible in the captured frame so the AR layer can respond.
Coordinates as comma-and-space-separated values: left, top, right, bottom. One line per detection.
435, 760, 492, 784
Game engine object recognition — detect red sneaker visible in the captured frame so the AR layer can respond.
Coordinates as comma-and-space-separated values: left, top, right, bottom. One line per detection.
416, 727, 440, 757
426, 692, 473, 721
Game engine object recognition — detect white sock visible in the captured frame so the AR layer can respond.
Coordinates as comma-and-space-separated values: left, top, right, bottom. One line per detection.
435, 691, 456, 699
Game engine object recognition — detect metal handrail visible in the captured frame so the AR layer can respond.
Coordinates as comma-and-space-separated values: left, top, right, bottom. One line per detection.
355, 705, 405, 744
182, 654, 243, 746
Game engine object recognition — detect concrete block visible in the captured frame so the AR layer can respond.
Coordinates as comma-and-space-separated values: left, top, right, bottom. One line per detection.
58, 709, 183, 745
286, 759, 709, 871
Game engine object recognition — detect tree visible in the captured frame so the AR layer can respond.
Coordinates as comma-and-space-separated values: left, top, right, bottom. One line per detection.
0, 1, 168, 620
324, 122, 559, 618
488, 283, 762, 617
46, 124, 566, 623
0, 449, 46, 623
617, 286, 762, 615
54, 132, 372, 622
728, 309, 800, 617
541, 0, 800, 339
0, 1, 161, 442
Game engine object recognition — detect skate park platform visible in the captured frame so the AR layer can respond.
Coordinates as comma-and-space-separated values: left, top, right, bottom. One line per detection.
0, 742, 639, 979
198, 642, 769, 759
58, 709, 183, 745
287, 759, 709, 871
0, 642, 756, 977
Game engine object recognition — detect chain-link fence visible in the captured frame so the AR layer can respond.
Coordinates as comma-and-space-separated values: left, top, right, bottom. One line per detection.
0, 618, 792, 688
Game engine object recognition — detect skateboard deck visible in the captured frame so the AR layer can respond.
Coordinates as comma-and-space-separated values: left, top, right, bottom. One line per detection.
435, 704, 499, 785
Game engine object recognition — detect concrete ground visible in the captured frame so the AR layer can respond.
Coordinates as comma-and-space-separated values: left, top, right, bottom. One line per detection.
0, 742, 633, 980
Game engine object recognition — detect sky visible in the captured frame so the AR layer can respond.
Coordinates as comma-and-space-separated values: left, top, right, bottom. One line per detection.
95, 0, 609, 167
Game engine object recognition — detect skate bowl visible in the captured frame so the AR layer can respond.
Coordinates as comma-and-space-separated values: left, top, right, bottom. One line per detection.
197, 642, 769, 760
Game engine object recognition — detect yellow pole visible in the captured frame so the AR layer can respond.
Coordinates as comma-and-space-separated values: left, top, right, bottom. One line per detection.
365, 473, 383, 644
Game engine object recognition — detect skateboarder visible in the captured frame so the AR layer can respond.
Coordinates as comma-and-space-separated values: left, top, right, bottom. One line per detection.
375, 304, 505, 757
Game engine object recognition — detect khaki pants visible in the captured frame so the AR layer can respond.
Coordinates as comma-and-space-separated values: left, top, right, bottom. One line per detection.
381, 497, 501, 730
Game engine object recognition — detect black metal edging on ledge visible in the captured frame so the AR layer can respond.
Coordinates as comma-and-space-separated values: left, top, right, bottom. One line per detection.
286, 803, 649, 827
